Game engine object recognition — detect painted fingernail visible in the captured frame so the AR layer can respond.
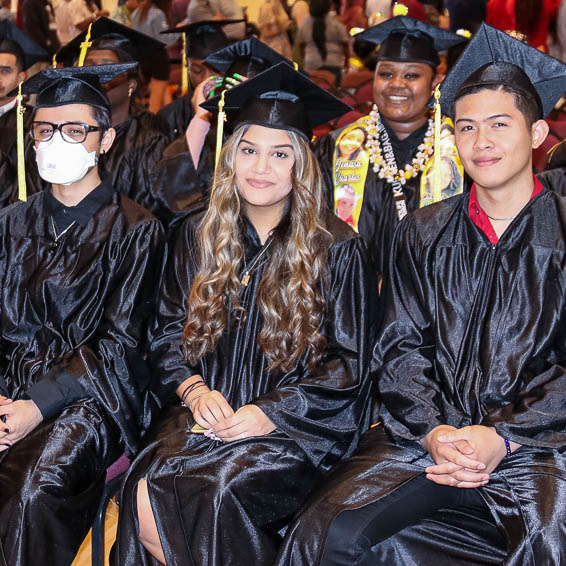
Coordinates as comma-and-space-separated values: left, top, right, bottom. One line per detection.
233, 73, 244, 80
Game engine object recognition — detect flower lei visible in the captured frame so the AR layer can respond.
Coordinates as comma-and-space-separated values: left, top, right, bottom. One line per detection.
366, 104, 434, 185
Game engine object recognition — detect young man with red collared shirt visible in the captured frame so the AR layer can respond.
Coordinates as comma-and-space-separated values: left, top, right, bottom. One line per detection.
277, 24, 566, 565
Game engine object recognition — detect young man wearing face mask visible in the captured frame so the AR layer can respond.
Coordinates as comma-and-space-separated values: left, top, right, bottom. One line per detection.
314, 14, 466, 276
0, 64, 164, 566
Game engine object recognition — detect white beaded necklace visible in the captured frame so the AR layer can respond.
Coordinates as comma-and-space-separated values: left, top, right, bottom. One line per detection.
366, 104, 434, 185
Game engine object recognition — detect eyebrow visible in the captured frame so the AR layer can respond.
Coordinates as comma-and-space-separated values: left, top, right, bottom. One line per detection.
240, 138, 294, 149
0, 65, 14, 71
455, 113, 513, 124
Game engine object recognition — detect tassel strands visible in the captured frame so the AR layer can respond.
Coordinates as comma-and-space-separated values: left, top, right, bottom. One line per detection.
16, 82, 27, 202
181, 32, 189, 96
432, 84, 442, 203
77, 22, 93, 67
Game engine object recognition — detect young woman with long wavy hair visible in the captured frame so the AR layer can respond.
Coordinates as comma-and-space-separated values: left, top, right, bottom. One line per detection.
111, 63, 378, 566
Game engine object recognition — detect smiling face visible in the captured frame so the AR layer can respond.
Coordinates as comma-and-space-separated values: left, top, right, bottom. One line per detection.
373, 60, 438, 134
235, 124, 295, 216
338, 128, 365, 159
454, 89, 548, 193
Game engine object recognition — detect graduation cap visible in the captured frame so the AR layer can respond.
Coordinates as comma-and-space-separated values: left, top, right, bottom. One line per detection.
16, 63, 138, 113
356, 16, 466, 68
0, 19, 48, 70
204, 37, 300, 79
161, 20, 242, 59
440, 23, 566, 119
56, 16, 165, 67
201, 62, 351, 147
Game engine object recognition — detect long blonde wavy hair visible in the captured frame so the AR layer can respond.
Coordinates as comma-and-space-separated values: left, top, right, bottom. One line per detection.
183, 123, 333, 373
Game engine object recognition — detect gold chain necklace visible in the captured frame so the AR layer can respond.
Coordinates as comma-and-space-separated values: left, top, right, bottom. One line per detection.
241, 238, 273, 287
366, 105, 434, 185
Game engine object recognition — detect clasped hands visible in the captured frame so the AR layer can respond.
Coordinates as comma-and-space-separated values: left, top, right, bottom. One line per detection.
0, 395, 43, 452
178, 381, 276, 442
421, 424, 519, 488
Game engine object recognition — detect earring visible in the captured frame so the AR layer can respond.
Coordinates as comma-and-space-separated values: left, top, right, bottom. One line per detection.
128, 86, 134, 98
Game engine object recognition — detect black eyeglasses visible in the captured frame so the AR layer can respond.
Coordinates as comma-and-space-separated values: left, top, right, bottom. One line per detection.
31, 121, 104, 144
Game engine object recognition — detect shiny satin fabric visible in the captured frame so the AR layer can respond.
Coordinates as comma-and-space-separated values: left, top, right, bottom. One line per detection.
278, 181, 566, 565
314, 119, 427, 276
0, 189, 164, 454
150, 134, 211, 229
0, 400, 121, 566
155, 93, 195, 142
98, 112, 169, 214
111, 213, 378, 566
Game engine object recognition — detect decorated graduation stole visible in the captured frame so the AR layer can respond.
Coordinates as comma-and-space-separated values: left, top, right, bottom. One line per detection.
332, 115, 464, 231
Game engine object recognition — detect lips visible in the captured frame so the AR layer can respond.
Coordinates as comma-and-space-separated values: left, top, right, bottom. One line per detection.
473, 157, 501, 167
246, 178, 274, 189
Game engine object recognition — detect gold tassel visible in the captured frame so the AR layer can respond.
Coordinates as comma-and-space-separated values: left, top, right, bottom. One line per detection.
393, 3, 409, 16
293, 61, 298, 71
432, 84, 442, 204
16, 82, 27, 202
215, 89, 227, 170
78, 22, 93, 67
52, 53, 57, 68
181, 32, 189, 96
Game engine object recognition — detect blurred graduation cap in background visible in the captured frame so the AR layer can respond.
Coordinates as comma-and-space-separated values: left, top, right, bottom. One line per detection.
0, 19, 48, 70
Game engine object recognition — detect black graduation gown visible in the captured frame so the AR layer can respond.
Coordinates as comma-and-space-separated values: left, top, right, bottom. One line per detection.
99, 112, 169, 213
150, 132, 214, 229
0, 187, 164, 566
111, 213, 378, 566
155, 92, 195, 142
313, 120, 427, 276
277, 179, 566, 566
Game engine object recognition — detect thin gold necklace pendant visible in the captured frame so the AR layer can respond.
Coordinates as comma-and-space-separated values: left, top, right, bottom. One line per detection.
241, 272, 250, 286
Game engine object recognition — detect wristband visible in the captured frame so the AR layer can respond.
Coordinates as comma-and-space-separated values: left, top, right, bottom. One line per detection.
504, 437, 512, 457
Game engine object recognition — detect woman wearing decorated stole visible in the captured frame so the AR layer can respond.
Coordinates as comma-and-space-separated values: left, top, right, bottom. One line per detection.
111, 62, 377, 566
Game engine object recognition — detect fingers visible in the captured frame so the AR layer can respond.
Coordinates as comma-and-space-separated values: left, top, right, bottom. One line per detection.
425, 461, 462, 475
0, 396, 12, 405
436, 444, 486, 470
213, 413, 246, 440
193, 392, 234, 427
425, 473, 489, 488
453, 439, 475, 455
437, 430, 472, 444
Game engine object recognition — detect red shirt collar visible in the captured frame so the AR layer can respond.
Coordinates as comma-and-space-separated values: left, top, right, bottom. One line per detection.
468, 176, 544, 244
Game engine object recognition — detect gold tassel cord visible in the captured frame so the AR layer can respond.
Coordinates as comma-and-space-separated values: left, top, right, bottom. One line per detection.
52, 53, 57, 68
181, 32, 189, 96
214, 89, 227, 170
77, 22, 94, 67
432, 84, 442, 204
16, 83, 27, 202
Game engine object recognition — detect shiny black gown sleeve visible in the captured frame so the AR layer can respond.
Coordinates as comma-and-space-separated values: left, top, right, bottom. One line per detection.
312, 133, 337, 212
148, 217, 202, 406
376, 215, 466, 442
150, 135, 209, 229
155, 93, 195, 142
29, 208, 164, 454
252, 232, 378, 469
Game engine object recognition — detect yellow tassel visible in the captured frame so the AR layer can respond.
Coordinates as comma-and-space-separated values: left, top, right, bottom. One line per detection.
78, 22, 93, 67
214, 89, 227, 170
393, 3, 409, 16
432, 84, 442, 204
293, 61, 298, 71
16, 82, 27, 202
52, 53, 57, 68
181, 32, 189, 96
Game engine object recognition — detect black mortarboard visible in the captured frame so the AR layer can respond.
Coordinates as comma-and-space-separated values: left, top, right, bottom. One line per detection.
161, 20, 242, 59
56, 17, 165, 67
204, 37, 300, 78
0, 19, 48, 70
201, 62, 351, 140
357, 16, 466, 68
440, 23, 566, 119
15, 64, 138, 113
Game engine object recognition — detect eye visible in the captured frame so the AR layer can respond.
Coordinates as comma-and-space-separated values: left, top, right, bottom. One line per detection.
459, 125, 474, 133
405, 73, 420, 80
273, 151, 288, 159
493, 121, 507, 128
378, 72, 393, 79
240, 146, 255, 155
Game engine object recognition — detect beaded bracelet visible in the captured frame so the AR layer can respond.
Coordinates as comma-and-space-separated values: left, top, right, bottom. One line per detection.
504, 438, 512, 457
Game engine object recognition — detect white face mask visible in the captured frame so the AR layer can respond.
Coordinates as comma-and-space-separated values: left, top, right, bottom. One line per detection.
35, 130, 98, 186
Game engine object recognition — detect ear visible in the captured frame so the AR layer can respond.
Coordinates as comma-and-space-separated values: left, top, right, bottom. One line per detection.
531, 118, 549, 150
431, 72, 443, 92
17, 71, 26, 84
128, 78, 138, 93
99, 127, 116, 155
